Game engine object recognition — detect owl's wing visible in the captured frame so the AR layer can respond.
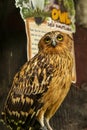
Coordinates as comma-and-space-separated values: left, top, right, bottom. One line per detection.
2, 53, 54, 129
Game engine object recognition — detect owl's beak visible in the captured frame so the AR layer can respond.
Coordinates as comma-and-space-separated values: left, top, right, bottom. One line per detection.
51, 40, 57, 47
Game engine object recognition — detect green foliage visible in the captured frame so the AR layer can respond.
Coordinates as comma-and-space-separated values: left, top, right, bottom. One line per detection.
15, 0, 76, 32
57, 0, 75, 32
15, 0, 51, 19
64, 0, 75, 32
64, 0, 75, 16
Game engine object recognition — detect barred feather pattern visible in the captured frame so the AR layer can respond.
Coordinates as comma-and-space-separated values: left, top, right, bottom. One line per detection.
1, 31, 73, 130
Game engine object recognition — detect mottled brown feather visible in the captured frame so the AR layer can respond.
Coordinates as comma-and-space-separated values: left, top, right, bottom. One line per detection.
1, 31, 73, 130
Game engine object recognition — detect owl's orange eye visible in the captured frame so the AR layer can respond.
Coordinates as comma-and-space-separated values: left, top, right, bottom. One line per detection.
57, 34, 63, 41
44, 36, 51, 43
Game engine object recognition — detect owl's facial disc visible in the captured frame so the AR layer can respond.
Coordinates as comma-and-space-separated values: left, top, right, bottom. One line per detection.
44, 33, 64, 48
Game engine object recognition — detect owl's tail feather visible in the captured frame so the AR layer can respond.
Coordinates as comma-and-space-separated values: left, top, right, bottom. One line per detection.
1, 110, 41, 130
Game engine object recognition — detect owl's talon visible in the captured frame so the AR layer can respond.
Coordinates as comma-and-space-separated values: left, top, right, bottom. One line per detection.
40, 126, 48, 130
44, 118, 53, 130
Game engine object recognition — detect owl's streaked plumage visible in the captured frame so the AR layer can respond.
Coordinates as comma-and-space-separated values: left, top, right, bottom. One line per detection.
1, 31, 73, 130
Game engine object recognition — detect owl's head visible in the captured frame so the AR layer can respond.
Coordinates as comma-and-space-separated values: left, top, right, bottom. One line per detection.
38, 31, 73, 54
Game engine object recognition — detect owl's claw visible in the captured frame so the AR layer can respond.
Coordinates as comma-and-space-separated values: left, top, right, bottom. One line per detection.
40, 126, 48, 130
44, 118, 53, 130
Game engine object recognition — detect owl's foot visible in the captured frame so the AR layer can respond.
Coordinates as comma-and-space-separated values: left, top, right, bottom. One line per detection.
40, 126, 48, 130
44, 118, 53, 130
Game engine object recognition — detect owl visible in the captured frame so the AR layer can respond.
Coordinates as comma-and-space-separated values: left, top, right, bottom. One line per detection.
1, 31, 73, 130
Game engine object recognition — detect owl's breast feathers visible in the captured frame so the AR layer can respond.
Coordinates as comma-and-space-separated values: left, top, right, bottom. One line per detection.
1, 50, 73, 129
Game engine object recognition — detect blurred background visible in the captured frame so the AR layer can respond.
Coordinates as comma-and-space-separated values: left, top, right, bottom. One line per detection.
0, 0, 87, 130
